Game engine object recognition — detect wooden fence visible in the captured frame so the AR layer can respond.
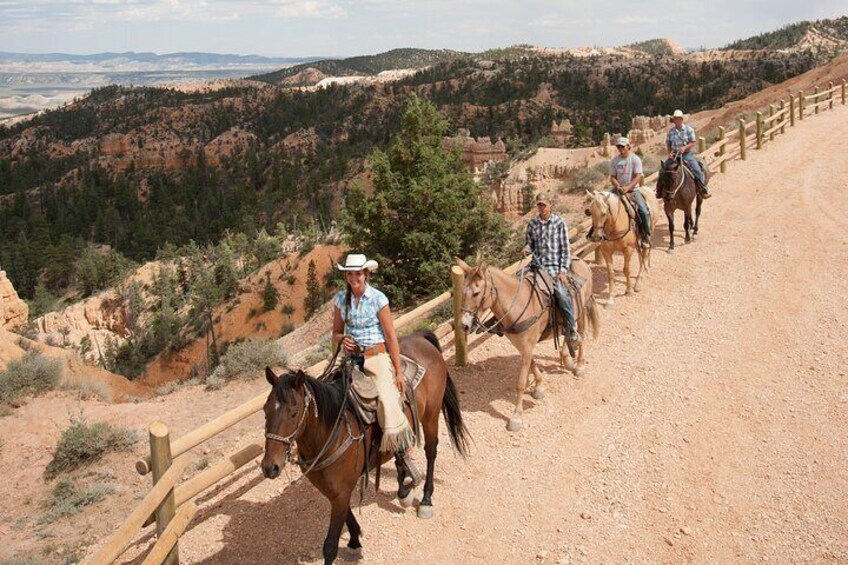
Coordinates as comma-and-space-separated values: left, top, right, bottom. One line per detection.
87, 78, 847, 564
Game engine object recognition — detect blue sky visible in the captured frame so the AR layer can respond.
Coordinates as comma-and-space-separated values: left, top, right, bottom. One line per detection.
0, 0, 844, 57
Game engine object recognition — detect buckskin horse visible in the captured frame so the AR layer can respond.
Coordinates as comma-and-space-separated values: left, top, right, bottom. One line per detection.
455, 257, 599, 432
656, 152, 710, 252
586, 187, 659, 307
261, 330, 469, 565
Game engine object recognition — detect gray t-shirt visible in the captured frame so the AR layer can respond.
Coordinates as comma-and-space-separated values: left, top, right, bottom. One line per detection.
609, 153, 643, 187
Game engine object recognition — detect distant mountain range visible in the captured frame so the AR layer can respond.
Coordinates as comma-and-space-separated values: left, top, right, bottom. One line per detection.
0, 51, 320, 71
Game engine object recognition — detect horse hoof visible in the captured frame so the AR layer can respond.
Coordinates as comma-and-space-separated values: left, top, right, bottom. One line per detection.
507, 419, 522, 432
417, 505, 434, 519
604, 301, 614, 309
668, 247, 675, 254
531, 388, 545, 400
341, 547, 363, 561
399, 492, 415, 508
573, 366, 584, 378
685, 239, 691, 244
634, 283, 642, 293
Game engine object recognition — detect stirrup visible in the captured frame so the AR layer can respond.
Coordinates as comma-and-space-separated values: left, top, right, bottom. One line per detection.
640, 237, 652, 249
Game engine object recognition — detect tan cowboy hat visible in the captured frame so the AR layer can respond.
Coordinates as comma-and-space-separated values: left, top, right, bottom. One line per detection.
337, 253, 378, 272
670, 109, 685, 122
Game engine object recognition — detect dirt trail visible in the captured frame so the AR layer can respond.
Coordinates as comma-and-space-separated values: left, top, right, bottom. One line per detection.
88, 105, 848, 564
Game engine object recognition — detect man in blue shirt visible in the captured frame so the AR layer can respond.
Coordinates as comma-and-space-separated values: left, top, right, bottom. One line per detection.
666, 110, 711, 198
522, 192, 579, 345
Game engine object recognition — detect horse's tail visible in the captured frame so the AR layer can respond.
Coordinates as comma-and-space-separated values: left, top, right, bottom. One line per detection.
441, 374, 470, 457
586, 295, 600, 340
416, 329, 442, 353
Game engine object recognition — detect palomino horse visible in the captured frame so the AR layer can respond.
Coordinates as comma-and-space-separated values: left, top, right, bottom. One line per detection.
586, 187, 660, 307
261, 330, 469, 565
456, 257, 599, 432
656, 154, 710, 252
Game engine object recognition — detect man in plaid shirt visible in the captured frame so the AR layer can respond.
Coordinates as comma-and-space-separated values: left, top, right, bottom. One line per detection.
522, 192, 579, 344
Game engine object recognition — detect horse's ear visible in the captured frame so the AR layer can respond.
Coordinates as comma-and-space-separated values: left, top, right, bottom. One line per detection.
293, 370, 307, 388
265, 367, 278, 387
454, 257, 472, 273
478, 260, 488, 273
585, 189, 594, 198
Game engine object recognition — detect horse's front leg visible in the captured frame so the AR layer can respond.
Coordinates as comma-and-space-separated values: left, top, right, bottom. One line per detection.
574, 339, 586, 378
508, 352, 533, 432
323, 495, 352, 565
603, 246, 615, 308
345, 509, 362, 550
684, 206, 693, 243
623, 247, 634, 295
666, 207, 676, 253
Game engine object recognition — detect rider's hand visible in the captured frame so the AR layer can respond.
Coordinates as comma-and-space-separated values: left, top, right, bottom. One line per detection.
521, 246, 531, 257
394, 373, 407, 394
341, 336, 356, 353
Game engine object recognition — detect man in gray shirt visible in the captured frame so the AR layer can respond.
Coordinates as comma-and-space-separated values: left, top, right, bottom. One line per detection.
609, 136, 651, 249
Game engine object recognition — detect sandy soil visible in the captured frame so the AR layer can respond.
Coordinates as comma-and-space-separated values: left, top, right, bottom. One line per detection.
95, 101, 848, 564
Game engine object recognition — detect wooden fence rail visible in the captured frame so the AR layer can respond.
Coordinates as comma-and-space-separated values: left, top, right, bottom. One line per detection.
97, 81, 847, 564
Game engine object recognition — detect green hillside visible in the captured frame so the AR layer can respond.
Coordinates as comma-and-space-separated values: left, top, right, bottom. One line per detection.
723, 16, 848, 50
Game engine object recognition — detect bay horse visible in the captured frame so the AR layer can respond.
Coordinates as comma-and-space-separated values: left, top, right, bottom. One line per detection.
456, 257, 599, 432
656, 153, 709, 252
586, 187, 659, 307
261, 330, 469, 565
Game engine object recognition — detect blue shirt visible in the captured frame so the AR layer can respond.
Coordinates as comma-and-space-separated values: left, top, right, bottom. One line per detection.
666, 124, 696, 153
334, 284, 389, 349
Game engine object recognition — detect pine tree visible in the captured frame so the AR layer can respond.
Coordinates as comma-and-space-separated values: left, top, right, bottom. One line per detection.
304, 259, 321, 319
262, 277, 279, 312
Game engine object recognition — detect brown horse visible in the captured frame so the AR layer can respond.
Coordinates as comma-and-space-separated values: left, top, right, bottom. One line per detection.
261, 330, 469, 565
456, 257, 599, 432
656, 154, 709, 252
586, 187, 659, 307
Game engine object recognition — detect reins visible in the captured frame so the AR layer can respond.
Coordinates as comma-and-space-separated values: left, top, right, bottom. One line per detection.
593, 192, 631, 242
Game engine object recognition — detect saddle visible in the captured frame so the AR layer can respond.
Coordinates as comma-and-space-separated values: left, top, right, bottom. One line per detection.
618, 189, 650, 239
524, 266, 587, 339
348, 355, 425, 443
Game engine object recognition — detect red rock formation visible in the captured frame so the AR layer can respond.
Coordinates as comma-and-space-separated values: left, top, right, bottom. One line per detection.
203, 127, 259, 167
0, 269, 28, 330
445, 129, 507, 175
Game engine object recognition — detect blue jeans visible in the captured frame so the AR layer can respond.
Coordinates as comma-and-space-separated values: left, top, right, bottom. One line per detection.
681, 152, 706, 186
629, 189, 651, 236
553, 278, 576, 334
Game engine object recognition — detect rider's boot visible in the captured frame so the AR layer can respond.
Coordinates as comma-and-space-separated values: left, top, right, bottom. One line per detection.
698, 179, 712, 199
397, 448, 422, 488
641, 235, 652, 249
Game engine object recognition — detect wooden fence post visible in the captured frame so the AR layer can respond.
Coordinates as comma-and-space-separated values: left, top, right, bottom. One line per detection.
738, 119, 746, 161
799, 91, 805, 120
814, 86, 819, 114
149, 421, 179, 565
718, 127, 726, 173
756, 112, 763, 149
779, 100, 786, 134
768, 104, 775, 141
451, 266, 467, 367
829, 81, 834, 110
842, 79, 846, 105
697, 136, 705, 155
789, 96, 795, 127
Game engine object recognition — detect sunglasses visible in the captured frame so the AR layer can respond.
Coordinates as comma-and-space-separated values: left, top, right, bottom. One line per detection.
536, 202, 548, 207
616, 145, 627, 149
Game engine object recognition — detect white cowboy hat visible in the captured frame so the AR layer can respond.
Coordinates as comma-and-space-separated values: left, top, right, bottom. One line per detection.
671, 109, 685, 119
337, 253, 378, 272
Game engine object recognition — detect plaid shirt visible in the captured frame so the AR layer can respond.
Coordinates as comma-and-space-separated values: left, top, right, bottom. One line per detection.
334, 284, 389, 349
525, 213, 571, 275
666, 124, 696, 153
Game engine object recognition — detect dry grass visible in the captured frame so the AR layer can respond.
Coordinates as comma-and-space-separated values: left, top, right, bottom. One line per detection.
37, 476, 114, 524
0, 352, 62, 406
45, 417, 137, 478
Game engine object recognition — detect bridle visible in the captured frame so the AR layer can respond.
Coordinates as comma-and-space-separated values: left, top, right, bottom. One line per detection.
461, 268, 497, 333
659, 156, 686, 201
590, 192, 631, 242
461, 264, 543, 335
265, 387, 317, 463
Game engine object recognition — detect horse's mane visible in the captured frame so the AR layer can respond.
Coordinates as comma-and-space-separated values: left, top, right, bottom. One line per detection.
273, 369, 349, 429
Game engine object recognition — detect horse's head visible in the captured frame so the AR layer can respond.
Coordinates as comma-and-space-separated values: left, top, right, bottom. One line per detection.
261, 367, 313, 480
656, 158, 682, 198
455, 257, 493, 332
585, 190, 612, 241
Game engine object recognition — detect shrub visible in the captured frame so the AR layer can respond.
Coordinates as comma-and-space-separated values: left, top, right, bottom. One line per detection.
45, 417, 137, 478
279, 322, 295, 337
207, 338, 288, 385
0, 351, 62, 405
37, 476, 114, 524
285, 274, 297, 285
281, 303, 295, 316
262, 279, 279, 312
574, 166, 606, 192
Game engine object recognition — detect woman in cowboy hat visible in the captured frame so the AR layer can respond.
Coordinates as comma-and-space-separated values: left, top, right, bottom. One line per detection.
331, 253, 421, 485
